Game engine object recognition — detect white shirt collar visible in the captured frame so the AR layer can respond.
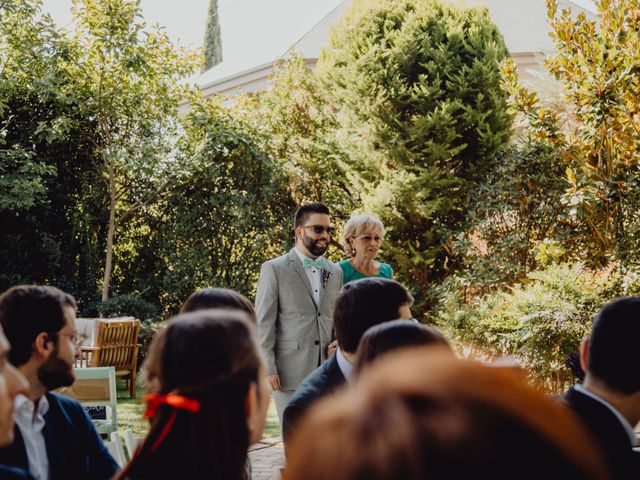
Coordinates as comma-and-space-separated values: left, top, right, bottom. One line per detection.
574, 384, 638, 446
14, 394, 50, 480
336, 347, 354, 382
14, 394, 49, 424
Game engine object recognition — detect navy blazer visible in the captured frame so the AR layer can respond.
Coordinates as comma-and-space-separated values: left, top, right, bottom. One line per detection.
0, 464, 33, 479
283, 353, 346, 442
564, 387, 640, 480
0, 392, 119, 480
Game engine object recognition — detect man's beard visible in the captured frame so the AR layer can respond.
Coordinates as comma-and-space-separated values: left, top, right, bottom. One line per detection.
38, 348, 75, 390
302, 232, 328, 257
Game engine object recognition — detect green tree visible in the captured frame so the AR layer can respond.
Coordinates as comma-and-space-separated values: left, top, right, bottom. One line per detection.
502, 0, 640, 265
456, 142, 568, 288
317, 0, 512, 309
0, 0, 106, 310
202, 0, 223, 71
0, 0, 59, 212
155, 95, 294, 312
246, 54, 355, 222
60, 0, 199, 300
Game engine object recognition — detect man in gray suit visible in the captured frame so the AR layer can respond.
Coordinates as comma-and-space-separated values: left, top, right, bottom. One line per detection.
256, 203, 343, 422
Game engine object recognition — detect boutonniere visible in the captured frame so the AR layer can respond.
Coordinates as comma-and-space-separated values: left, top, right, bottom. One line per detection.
322, 269, 333, 288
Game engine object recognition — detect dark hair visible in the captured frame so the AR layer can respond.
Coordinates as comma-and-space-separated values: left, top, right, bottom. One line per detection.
286, 351, 608, 480
0, 285, 77, 367
334, 278, 414, 353
294, 203, 330, 229
355, 320, 451, 374
587, 296, 640, 394
181, 288, 256, 324
119, 310, 261, 480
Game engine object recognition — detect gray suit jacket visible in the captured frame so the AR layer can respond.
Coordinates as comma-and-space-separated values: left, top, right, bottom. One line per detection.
256, 248, 343, 391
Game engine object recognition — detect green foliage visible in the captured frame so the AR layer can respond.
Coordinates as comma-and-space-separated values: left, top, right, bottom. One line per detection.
502, 0, 640, 265
154, 95, 294, 313
98, 293, 159, 321
317, 0, 512, 310
202, 0, 222, 71
0, 0, 107, 303
456, 142, 568, 287
435, 263, 620, 382
246, 54, 355, 217
61, 0, 200, 300
0, 0, 63, 212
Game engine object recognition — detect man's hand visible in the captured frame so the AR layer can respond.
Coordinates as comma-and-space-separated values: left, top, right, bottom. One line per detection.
327, 340, 338, 357
268, 374, 281, 391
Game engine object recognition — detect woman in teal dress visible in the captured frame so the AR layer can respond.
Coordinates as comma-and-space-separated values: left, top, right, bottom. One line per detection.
339, 214, 393, 284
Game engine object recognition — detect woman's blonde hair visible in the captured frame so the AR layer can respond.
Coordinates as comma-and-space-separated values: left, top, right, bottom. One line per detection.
342, 214, 385, 257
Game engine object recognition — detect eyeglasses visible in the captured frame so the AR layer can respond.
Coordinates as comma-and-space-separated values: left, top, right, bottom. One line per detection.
303, 225, 336, 236
48, 332, 83, 347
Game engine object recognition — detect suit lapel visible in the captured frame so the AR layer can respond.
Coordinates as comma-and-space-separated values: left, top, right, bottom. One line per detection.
288, 249, 317, 307
43, 394, 61, 479
318, 263, 336, 310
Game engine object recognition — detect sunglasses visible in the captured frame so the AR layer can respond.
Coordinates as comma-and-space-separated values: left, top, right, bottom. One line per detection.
303, 225, 336, 236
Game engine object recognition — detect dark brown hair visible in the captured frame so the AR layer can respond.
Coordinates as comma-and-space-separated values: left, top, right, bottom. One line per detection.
118, 310, 261, 480
294, 202, 330, 229
180, 288, 256, 324
334, 278, 414, 353
588, 296, 640, 394
285, 350, 608, 480
0, 285, 76, 366
354, 320, 451, 375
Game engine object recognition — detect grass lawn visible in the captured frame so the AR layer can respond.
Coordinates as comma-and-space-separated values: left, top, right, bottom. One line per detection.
116, 381, 282, 440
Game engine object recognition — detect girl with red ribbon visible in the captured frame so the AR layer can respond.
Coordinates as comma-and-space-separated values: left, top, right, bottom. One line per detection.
114, 309, 270, 480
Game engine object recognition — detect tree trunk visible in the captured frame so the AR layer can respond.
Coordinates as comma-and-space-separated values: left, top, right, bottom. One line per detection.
101, 156, 117, 301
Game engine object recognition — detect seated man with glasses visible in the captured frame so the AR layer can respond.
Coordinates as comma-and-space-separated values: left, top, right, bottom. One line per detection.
256, 202, 343, 423
0, 285, 118, 480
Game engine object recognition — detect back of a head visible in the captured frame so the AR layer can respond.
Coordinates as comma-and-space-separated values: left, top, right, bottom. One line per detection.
588, 296, 640, 394
355, 320, 451, 374
285, 350, 608, 480
124, 310, 260, 480
334, 278, 414, 353
180, 287, 256, 324
0, 285, 76, 367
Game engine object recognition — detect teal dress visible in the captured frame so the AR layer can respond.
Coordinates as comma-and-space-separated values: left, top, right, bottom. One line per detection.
339, 260, 393, 284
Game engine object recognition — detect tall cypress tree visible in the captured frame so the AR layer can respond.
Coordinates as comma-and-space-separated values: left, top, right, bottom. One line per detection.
202, 0, 223, 71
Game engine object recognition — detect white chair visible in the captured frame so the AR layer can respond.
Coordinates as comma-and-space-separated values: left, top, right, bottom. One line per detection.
57, 367, 118, 435
104, 432, 126, 467
123, 429, 145, 459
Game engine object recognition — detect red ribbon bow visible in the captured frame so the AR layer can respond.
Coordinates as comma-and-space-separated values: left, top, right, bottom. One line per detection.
144, 393, 201, 419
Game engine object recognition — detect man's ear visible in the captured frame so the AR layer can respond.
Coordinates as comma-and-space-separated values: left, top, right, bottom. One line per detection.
579, 337, 590, 373
33, 332, 55, 359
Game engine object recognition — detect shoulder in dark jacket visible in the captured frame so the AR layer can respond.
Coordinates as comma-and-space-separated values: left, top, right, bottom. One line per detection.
564, 386, 640, 480
283, 354, 346, 441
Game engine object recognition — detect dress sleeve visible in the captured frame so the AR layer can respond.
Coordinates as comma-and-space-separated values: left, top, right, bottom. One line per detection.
381, 263, 393, 279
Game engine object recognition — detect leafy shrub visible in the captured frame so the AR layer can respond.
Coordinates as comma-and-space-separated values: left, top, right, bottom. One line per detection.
98, 293, 159, 322
456, 143, 568, 289
435, 262, 621, 385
